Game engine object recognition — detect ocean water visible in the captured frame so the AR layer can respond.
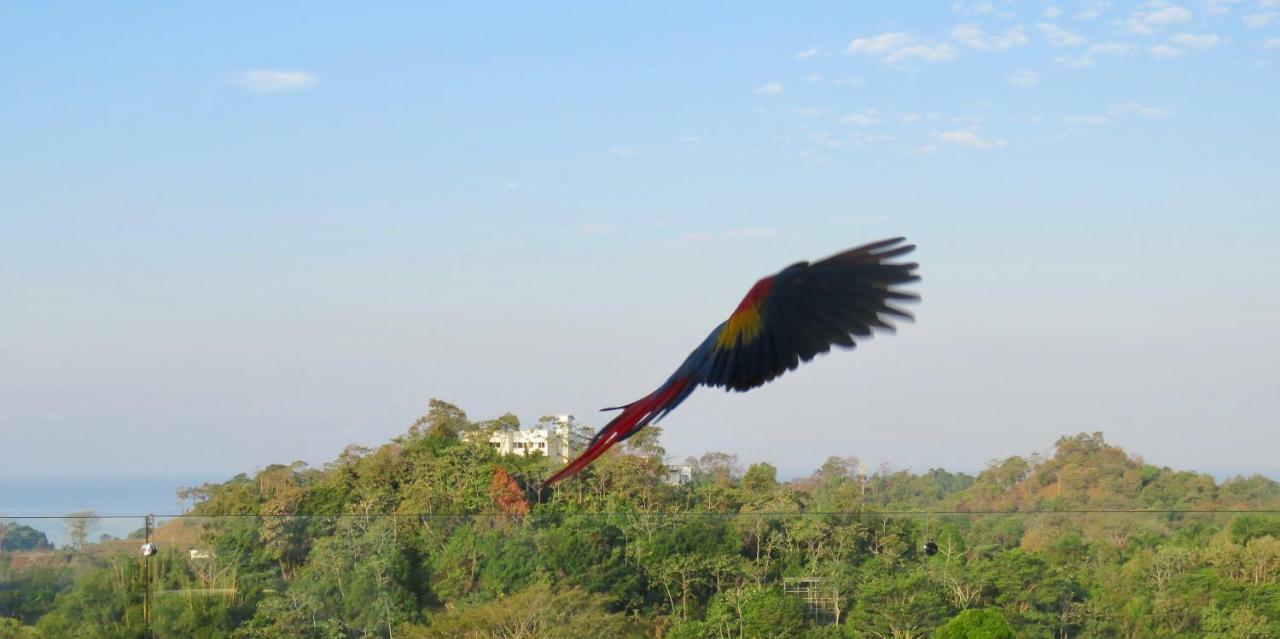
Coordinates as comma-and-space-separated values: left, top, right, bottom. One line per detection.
0, 477, 213, 547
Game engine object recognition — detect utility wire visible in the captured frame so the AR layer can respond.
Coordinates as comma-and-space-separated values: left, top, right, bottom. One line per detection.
7, 508, 1280, 520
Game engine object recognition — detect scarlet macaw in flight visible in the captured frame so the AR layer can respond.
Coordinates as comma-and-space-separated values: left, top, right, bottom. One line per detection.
544, 238, 919, 486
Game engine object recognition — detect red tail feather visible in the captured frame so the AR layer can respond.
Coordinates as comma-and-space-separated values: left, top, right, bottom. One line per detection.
543, 378, 689, 486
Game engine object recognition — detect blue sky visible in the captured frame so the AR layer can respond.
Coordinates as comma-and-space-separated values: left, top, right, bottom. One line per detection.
2, 1, 1278, 482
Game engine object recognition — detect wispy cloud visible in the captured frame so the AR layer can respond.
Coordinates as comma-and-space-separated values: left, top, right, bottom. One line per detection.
1244, 12, 1278, 28
847, 32, 957, 62
850, 131, 896, 145
1109, 102, 1171, 117
847, 32, 916, 55
232, 69, 318, 94
808, 131, 845, 149
936, 127, 1008, 149
794, 47, 819, 60
1169, 33, 1221, 49
754, 82, 784, 96
1207, 0, 1243, 15
1054, 42, 1136, 68
1044, 5, 1064, 18
838, 109, 881, 126
1063, 114, 1113, 126
887, 43, 959, 62
951, 24, 1029, 50
1063, 102, 1172, 127
1009, 70, 1040, 87
900, 112, 941, 124
1126, 4, 1193, 35
1150, 44, 1184, 58
609, 147, 638, 157
1076, 1, 1110, 20
949, 0, 1015, 17
1037, 22, 1088, 47
1266, 37, 1280, 50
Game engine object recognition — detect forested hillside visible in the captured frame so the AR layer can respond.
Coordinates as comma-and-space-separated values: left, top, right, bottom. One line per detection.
2, 399, 1277, 638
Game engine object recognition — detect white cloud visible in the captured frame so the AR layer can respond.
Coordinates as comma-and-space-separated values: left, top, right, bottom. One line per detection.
1055, 42, 1136, 67
1044, 5, 1064, 18
1009, 70, 1040, 87
1037, 22, 1088, 47
1267, 37, 1280, 50
1063, 114, 1112, 125
794, 47, 819, 60
850, 131, 896, 145
847, 32, 957, 62
1127, 5, 1193, 35
950, 0, 995, 14
1207, 0, 1243, 14
680, 136, 702, 144
1091, 42, 1137, 55
900, 112, 941, 124
950, 0, 1018, 16
1147, 5, 1194, 23
1244, 12, 1278, 28
1109, 102, 1172, 117
1149, 44, 1185, 58
1076, 1, 1111, 20
754, 82, 784, 96
809, 132, 845, 149
232, 69, 318, 94
951, 24, 1030, 50
1064, 103, 1171, 127
1169, 32, 1220, 49
848, 32, 917, 54
838, 109, 881, 126
609, 147, 637, 156
1028, 114, 1045, 125
885, 43, 959, 62
936, 127, 1008, 149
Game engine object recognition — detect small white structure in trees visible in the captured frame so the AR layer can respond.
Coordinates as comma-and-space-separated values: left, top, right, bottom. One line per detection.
468, 415, 584, 464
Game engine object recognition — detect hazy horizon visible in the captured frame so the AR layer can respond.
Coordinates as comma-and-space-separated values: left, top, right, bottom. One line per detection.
4, 3, 1278, 483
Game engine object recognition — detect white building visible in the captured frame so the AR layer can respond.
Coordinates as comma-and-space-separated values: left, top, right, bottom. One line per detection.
470, 417, 689, 484
469, 415, 582, 464
665, 463, 693, 486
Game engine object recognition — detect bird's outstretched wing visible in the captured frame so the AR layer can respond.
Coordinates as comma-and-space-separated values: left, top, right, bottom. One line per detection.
699, 236, 919, 391
543, 238, 919, 486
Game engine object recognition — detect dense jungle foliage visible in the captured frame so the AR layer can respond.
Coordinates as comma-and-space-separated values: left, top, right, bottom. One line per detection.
2, 399, 1278, 638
